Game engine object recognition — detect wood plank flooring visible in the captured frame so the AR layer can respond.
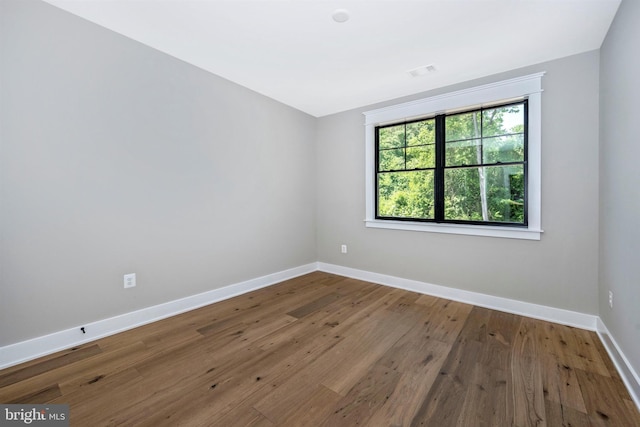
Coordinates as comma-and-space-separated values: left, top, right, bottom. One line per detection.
1, 272, 639, 426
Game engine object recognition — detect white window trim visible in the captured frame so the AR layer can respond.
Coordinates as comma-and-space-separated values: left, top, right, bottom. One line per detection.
363, 72, 544, 240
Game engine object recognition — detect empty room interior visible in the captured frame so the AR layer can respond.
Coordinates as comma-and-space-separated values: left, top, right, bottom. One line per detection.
1, 0, 640, 425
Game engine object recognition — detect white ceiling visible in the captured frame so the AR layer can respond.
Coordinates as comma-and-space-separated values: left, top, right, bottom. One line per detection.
43, 0, 620, 117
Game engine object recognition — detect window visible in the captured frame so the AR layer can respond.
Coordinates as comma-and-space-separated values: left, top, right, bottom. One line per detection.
364, 73, 543, 240
376, 101, 527, 225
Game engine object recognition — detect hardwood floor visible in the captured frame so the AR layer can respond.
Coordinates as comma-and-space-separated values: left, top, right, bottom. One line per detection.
1, 272, 639, 426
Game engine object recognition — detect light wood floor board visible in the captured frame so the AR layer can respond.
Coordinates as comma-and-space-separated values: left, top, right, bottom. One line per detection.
1, 272, 639, 426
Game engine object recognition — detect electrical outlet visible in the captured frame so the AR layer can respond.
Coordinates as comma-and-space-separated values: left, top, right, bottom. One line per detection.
341, 244, 347, 254
608, 291, 613, 309
124, 273, 136, 289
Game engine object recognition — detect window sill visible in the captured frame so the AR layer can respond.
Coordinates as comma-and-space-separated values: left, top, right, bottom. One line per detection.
364, 219, 542, 240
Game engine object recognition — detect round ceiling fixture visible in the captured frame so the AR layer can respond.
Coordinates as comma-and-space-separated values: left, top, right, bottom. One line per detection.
332, 9, 350, 23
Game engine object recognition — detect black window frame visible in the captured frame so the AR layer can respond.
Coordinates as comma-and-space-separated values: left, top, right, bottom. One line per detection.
374, 100, 528, 227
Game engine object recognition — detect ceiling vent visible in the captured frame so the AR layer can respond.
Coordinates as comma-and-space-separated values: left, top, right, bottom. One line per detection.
408, 64, 436, 77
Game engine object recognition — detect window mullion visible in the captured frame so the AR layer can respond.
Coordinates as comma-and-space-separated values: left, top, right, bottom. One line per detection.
480, 108, 484, 167
523, 101, 529, 225
374, 127, 380, 218
435, 115, 445, 222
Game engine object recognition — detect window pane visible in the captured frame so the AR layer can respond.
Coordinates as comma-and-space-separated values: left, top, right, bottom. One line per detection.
378, 124, 405, 149
406, 145, 435, 169
445, 165, 524, 223
482, 104, 525, 137
445, 138, 481, 167
483, 134, 524, 164
406, 119, 435, 146
379, 148, 404, 171
378, 170, 434, 219
444, 168, 482, 221
445, 111, 481, 142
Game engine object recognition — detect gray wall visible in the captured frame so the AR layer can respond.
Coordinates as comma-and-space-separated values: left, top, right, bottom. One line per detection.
0, 0, 317, 346
599, 0, 640, 372
317, 51, 601, 314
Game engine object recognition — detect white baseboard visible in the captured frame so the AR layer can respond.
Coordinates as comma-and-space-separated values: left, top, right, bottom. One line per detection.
596, 318, 640, 410
0, 263, 317, 370
317, 262, 598, 330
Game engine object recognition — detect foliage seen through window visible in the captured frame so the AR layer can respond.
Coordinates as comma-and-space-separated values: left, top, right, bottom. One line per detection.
376, 101, 527, 225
